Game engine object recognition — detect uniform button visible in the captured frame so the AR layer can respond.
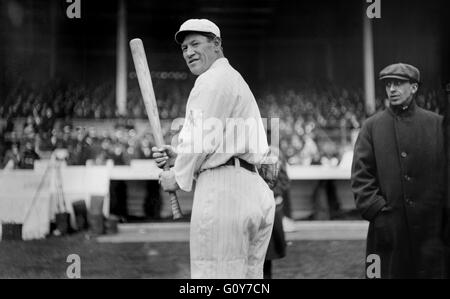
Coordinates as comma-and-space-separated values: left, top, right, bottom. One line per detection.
404, 175, 411, 181
406, 198, 413, 205
401, 152, 408, 158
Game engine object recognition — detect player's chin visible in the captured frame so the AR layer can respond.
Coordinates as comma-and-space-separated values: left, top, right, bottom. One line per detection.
188, 65, 203, 76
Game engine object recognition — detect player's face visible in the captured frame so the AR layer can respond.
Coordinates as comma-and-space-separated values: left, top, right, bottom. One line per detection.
181, 33, 219, 75
384, 79, 417, 107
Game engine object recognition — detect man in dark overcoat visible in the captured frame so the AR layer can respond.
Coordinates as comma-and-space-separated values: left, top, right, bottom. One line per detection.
351, 63, 448, 278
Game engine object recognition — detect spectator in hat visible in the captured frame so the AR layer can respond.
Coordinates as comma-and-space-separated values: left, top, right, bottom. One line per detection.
351, 63, 448, 278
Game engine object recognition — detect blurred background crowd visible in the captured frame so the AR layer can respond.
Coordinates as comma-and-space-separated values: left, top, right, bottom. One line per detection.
0, 78, 445, 170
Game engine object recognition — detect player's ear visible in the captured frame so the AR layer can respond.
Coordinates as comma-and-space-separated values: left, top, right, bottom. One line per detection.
214, 37, 222, 52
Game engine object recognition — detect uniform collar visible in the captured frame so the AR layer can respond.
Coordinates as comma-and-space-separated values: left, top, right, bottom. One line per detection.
208, 57, 229, 70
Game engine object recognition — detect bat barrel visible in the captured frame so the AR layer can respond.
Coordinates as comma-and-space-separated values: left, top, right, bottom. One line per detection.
129, 38, 165, 147
130, 38, 183, 220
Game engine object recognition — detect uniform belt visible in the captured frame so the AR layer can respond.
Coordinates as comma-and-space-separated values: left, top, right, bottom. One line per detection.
223, 157, 256, 173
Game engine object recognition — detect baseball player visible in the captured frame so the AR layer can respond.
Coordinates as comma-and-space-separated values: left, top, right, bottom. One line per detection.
153, 19, 275, 279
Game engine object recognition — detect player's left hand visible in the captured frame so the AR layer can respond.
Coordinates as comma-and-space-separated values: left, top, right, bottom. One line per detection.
159, 169, 179, 192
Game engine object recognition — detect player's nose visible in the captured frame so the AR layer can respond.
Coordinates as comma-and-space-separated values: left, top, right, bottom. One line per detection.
186, 46, 195, 57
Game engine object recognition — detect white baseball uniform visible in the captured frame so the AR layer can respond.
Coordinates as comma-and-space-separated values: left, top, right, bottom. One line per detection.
173, 58, 275, 278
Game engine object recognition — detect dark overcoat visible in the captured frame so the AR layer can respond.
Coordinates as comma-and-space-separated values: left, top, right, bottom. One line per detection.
351, 101, 448, 278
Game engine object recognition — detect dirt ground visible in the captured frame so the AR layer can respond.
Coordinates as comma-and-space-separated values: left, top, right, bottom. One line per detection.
0, 233, 365, 279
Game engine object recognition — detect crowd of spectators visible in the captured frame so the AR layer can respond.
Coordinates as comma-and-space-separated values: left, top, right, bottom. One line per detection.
0, 117, 162, 169
0, 78, 192, 120
0, 79, 445, 169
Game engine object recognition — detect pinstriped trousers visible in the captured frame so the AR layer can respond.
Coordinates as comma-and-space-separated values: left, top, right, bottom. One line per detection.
190, 163, 275, 279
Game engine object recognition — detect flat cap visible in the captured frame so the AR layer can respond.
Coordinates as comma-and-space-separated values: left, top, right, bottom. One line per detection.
175, 19, 220, 44
379, 63, 420, 83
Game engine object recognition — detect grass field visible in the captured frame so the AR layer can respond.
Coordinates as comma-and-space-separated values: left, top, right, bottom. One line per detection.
0, 232, 365, 279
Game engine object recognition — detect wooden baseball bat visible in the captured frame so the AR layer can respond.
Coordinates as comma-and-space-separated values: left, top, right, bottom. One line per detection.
129, 38, 183, 220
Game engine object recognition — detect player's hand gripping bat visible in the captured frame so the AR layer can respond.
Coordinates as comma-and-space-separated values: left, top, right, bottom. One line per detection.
129, 38, 183, 219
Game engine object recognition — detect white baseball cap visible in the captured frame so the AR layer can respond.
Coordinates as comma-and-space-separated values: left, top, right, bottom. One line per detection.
174, 19, 221, 44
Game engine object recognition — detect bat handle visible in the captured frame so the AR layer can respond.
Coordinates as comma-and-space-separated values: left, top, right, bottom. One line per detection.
169, 191, 183, 220
163, 163, 183, 220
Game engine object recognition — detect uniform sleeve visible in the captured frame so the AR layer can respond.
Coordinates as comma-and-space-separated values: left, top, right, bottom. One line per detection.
351, 122, 386, 221
173, 76, 232, 192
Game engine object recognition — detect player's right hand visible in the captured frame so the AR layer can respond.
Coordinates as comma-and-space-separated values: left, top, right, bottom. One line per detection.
152, 145, 177, 168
